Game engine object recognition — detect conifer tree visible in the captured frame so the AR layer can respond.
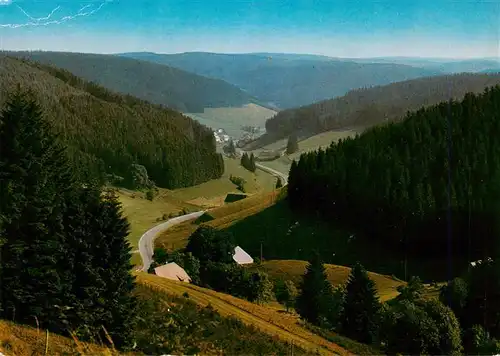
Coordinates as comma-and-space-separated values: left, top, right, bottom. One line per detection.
89, 190, 136, 348
274, 279, 298, 312
340, 262, 381, 344
295, 252, 334, 326
0, 87, 76, 332
226, 139, 236, 156
62, 185, 106, 338
286, 134, 299, 154
240, 153, 248, 169
249, 153, 256, 172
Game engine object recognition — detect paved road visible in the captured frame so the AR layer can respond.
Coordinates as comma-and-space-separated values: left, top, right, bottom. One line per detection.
137, 162, 287, 271
139, 210, 206, 272
255, 162, 288, 186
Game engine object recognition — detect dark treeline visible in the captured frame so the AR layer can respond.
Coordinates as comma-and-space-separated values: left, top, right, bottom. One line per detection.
0, 88, 136, 347
288, 85, 500, 278
0, 56, 224, 189
265, 73, 500, 140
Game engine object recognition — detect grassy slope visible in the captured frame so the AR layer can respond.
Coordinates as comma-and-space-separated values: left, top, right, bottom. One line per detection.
225, 198, 451, 281
119, 157, 276, 246
155, 190, 278, 251
155, 189, 402, 301
0, 279, 318, 356
166, 157, 277, 207
121, 157, 277, 264
117, 188, 199, 249
186, 103, 277, 139
250, 130, 358, 175
0, 321, 125, 356
248, 260, 403, 302
3, 51, 254, 113
136, 273, 351, 355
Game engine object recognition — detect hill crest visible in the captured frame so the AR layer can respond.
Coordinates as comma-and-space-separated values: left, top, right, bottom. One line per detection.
2, 50, 256, 113
261, 72, 500, 144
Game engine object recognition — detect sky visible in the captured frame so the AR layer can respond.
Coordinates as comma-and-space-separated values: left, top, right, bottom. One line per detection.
0, 0, 499, 59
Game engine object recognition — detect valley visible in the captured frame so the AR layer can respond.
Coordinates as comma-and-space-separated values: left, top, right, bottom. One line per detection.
1, 1, 500, 353
186, 103, 277, 140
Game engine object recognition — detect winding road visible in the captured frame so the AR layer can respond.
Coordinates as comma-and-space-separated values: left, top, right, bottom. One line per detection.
138, 161, 289, 271
139, 210, 206, 272
255, 162, 288, 184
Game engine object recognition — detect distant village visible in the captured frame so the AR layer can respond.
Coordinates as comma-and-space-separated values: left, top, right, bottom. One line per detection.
213, 125, 265, 146
213, 128, 230, 143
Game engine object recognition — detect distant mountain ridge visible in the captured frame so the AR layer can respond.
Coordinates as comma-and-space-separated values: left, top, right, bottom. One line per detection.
261, 73, 500, 144
2, 50, 257, 113
117, 51, 443, 109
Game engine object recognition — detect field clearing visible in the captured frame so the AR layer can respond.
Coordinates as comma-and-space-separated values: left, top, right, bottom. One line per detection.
0, 320, 123, 356
249, 130, 357, 175
257, 129, 356, 156
156, 190, 279, 250
117, 188, 199, 248
186, 104, 277, 139
287, 130, 358, 160
248, 260, 404, 302
136, 273, 351, 356
167, 157, 277, 205
130, 252, 142, 267
119, 157, 277, 250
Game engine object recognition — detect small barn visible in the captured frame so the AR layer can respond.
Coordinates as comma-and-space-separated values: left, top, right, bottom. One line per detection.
154, 262, 192, 283
233, 246, 254, 265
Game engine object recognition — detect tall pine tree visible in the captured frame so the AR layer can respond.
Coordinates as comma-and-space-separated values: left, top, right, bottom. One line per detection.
295, 252, 334, 326
90, 190, 136, 348
0, 87, 76, 332
340, 262, 381, 344
0, 88, 136, 349
286, 134, 299, 154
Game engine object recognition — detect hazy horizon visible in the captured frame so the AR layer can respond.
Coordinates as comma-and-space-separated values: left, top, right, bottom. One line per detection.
1, 0, 499, 59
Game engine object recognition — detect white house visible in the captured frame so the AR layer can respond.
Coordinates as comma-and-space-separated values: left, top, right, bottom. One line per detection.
233, 246, 254, 265
154, 262, 192, 283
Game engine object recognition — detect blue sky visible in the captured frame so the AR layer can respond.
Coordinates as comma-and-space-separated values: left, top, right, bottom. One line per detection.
0, 0, 498, 58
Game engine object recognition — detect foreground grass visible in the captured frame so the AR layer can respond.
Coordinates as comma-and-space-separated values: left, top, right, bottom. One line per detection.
303, 324, 381, 356
136, 273, 350, 355
156, 190, 279, 250
0, 278, 315, 356
0, 320, 126, 356
248, 260, 403, 302
134, 282, 315, 355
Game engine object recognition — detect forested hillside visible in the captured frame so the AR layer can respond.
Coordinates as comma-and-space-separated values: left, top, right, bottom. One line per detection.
265, 73, 500, 140
0, 56, 224, 188
288, 85, 500, 276
119, 51, 440, 109
2, 50, 255, 113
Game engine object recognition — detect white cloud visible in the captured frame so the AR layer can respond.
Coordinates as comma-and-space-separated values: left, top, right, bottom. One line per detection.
0, 1, 110, 28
